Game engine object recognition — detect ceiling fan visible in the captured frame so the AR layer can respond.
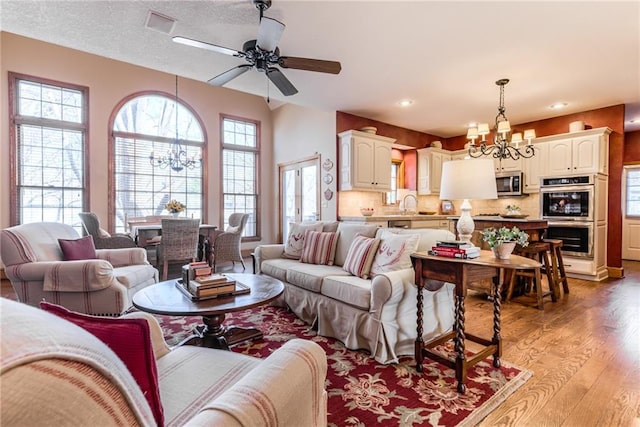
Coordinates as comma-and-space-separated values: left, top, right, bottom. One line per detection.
172, 0, 342, 96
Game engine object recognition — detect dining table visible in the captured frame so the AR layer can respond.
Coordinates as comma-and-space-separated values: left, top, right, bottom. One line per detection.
132, 223, 218, 264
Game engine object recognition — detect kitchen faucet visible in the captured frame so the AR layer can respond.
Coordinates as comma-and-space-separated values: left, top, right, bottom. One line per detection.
401, 193, 418, 214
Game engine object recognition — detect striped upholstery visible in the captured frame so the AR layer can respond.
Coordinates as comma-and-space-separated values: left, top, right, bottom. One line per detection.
300, 230, 339, 265
342, 235, 381, 279
0, 222, 158, 316
1, 298, 329, 427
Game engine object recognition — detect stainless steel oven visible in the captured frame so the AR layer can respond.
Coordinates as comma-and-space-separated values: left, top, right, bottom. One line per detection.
540, 175, 595, 221
540, 175, 596, 258
545, 221, 594, 258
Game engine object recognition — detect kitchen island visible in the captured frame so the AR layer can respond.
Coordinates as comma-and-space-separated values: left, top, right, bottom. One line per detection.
339, 214, 450, 230
449, 216, 548, 245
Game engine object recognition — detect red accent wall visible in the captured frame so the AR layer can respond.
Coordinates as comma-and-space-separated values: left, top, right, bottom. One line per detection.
624, 130, 640, 163
336, 112, 439, 148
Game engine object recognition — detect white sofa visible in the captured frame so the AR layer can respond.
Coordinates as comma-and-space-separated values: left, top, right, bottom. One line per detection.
1, 298, 328, 427
254, 222, 456, 364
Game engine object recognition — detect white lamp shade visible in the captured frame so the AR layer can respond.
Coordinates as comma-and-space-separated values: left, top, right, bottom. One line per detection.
477, 123, 490, 135
439, 159, 498, 201
523, 129, 536, 140
466, 127, 478, 139
497, 120, 511, 134
511, 132, 523, 145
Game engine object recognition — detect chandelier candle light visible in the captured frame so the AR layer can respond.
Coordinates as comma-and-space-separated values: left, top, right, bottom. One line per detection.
467, 79, 536, 160
439, 159, 498, 244
149, 75, 201, 172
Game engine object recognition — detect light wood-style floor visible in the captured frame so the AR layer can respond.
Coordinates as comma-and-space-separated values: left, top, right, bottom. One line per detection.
2, 259, 639, 426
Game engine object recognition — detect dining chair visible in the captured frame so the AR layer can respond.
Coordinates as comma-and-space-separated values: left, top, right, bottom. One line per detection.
78, 212, 137, 249
210, 213, 249, 272
156, 218, 201, 281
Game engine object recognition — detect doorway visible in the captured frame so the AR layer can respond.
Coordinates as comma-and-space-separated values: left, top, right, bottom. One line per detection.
622, 165, 640, 260
279, 156, 320, 242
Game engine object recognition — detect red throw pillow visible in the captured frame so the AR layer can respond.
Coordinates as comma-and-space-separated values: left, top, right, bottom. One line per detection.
58, 235, 97, 260
40, 302, 164, 426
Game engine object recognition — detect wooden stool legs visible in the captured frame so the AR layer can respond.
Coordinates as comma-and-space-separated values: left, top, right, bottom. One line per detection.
544, 239, 570, 295
507, 242, 558, 309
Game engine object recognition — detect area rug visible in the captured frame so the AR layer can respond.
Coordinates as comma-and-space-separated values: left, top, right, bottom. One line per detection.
153, 306, 532, 427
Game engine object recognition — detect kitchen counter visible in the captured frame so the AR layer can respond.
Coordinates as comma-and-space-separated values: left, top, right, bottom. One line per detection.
449, 216, 549, 244
340, 214, 449, 222
447, 215, 546, 223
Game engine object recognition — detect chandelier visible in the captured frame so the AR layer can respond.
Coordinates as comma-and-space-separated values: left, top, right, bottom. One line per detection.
467, 78, 536, 160
149, 75, 201, 172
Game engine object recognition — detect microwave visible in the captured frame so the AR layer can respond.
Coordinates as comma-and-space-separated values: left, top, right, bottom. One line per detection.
495, 172, 523, 196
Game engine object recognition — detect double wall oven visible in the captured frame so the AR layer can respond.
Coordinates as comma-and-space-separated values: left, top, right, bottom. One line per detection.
540, 175, 595, 258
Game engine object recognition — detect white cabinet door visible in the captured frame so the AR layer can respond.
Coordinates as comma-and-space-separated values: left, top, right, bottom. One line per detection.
417, 149, 449, 195
373, 141, 392, 190
523, 143, 548, 193
498, 156, 523, 173
417, 149, 429, 194
548, 139, 573, 174
352, 137, 376, 188
572, 135, 599, 174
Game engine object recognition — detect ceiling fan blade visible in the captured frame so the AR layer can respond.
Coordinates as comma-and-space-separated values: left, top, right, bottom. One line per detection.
173, 36, 244, 57
256, 16, 285, 52
279, 56, 342, 74
266, 68, 298, 96
208, 64, 253, 86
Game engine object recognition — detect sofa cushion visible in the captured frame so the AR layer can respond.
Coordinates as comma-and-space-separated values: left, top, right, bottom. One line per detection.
334, 223, 379, 267
370, 230, 420, 275
157, 345, 259, 426
378, 227, 456, 252
113, 264, 158, 287
58, 235, 97, 260
286, 263, 350, 293
321, 275, 372, 310
40, 301, 164, 426
343, 235, 381, 279
300, 230, 339, 265
261, 258, 302, 282
283, 223, 324, 259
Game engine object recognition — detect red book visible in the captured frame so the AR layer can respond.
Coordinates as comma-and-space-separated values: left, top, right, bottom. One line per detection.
431, 246, 479, 255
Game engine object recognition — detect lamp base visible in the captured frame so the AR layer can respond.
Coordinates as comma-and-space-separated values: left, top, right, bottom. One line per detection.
456, 199, 475, 245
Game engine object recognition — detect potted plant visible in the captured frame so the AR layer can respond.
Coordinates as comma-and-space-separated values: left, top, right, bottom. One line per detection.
505, 205, 521, 216
481, 226, 529, 259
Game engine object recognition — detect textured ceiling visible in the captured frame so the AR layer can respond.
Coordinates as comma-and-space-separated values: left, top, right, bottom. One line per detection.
1, 0, 639, 136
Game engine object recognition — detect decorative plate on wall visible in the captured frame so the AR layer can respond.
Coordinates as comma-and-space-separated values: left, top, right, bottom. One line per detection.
322, 158, 334, 171
323, 174, 333, 185
324, 188, 333, 200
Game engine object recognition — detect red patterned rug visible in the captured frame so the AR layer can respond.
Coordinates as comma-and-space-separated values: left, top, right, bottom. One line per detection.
153, 305, 531, 426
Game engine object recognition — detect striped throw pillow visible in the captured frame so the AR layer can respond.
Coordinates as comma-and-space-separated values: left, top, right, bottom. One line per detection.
342, 235, 381, 279
300, 230, 339, 265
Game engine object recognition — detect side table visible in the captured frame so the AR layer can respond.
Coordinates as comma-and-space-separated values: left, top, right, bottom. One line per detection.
411, 250, 541, 393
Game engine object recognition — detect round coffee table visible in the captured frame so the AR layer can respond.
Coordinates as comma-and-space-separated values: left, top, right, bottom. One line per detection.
132, 273, 284, 350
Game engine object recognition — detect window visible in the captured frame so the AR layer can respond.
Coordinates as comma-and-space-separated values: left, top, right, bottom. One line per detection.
385, 159, 405, 205
626, 166, 640, 217
221, 115, 260, 239
10, 73, 88, 231
112, 94, 205, 233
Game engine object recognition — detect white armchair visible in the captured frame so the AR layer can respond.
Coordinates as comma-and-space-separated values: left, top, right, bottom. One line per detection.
0, 222, 158, 315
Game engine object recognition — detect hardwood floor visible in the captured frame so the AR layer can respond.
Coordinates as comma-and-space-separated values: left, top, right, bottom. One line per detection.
2, 260, 639, 425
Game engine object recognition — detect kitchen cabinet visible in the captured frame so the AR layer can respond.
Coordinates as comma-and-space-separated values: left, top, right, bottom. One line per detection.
494, 156, 522, 173
523, 142, 548, 193
417, 148, 451, 195
339, 130, 396, 191
544, 131, 610, 176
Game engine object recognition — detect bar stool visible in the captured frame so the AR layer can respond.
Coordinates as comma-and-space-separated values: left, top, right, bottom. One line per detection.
543, 238, 570, 295
506, 242, 557, 309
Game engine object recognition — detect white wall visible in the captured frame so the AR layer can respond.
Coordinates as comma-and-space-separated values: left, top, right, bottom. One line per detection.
0, 32, 275, 259
271, 103, 337, 240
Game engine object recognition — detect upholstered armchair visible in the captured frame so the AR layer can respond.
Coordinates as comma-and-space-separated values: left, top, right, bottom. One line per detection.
79, 212, 137, 249
1, 298, 328, 427
210, 213, 249, 272
0, 222, 158, 315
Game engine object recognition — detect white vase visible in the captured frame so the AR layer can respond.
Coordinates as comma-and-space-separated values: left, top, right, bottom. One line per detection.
172, 212, 180, 218
492, 241, 516, 259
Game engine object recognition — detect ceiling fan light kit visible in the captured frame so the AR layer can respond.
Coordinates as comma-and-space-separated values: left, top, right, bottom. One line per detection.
172, 0, 341, 97
467, 78, 537, 161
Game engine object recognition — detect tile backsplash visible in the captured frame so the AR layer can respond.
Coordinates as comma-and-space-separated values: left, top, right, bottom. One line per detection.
338, 191, 541, 218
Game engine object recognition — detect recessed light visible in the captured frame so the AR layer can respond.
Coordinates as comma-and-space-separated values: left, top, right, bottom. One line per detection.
398, 99, 413, 107
629, 118, 640, 124
550, 102, 568, 110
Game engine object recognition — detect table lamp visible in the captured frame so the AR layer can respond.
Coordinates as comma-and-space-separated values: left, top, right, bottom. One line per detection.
439, 159, 497, 244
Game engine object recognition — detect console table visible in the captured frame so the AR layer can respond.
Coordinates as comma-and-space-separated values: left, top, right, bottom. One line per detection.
411, 250, 541, 393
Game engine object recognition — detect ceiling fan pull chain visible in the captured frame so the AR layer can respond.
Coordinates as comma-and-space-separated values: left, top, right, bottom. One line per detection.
266, 75, 270, 104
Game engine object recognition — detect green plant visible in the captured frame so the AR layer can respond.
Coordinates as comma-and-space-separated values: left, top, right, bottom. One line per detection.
506, 205, 520, 212
481, 226, 529, 248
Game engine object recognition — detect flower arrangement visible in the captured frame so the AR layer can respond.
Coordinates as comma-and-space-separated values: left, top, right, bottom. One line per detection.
165, 199, 186, 213
481, 226, 529, 248
506, 205, 521, 213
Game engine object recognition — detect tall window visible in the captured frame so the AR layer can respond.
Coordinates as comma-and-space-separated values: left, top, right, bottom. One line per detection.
385, 159, 404, 204
626, 166, 640, 217
221, 115, 260, 239
112, 94, 205, 233
10, 73, 88, 231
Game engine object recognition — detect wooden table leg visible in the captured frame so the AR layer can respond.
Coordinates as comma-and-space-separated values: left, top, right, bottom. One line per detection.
454, 294, 466, 393
414, 258, 425, 373
492, 275, 502, 368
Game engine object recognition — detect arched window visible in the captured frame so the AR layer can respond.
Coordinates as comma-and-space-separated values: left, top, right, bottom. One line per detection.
111, 93, 205, 233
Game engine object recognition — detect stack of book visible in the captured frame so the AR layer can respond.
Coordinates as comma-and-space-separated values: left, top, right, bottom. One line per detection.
429, 241, 480, 259
187, 274, 237, 298
181, 261, 211, 286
